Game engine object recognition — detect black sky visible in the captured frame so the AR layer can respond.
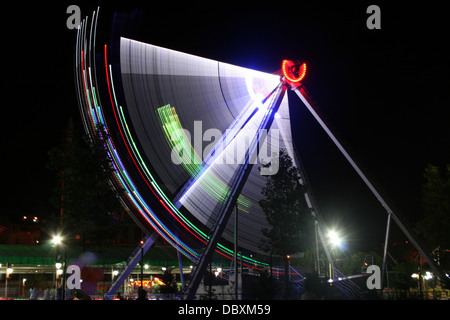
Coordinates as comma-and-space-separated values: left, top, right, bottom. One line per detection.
2, 2, 449, 251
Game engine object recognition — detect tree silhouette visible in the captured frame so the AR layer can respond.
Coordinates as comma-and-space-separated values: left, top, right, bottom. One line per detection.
46, 122, 128, 248
259, 149, 312, 257
159, 269, 178, 294
416, 164, 450, 269
258, 148, 313, 298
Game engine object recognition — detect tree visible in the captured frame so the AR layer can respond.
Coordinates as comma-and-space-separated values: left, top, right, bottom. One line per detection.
259, 148, 312, 257
416, 164, 450, 250
338, 251, 382, 276
159, 269, 178, 295
46, 122, 128, 248
390, 261, 418, 291
258, 148, 313, 298
251, 268, 276, 299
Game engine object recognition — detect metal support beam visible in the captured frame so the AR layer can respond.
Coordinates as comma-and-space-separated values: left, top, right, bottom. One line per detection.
294, 145, 334, 278
234, 204, 239, 300
178, 250, 185, 290
381, 213, 391, 288
293, 85, 448, 285
316, 222, 334, 280
105, 231, 158, 298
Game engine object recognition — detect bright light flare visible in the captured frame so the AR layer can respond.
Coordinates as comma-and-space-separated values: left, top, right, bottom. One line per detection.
328, 230, 342, 247
52, 235, 63, 245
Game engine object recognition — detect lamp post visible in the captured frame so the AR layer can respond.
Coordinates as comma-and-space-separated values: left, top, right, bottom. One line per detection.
327, 229, 343, 280
56, 262, 63, 299
5, 264, 13, 300
140, 245, 144, 291
22, 277, 27, 298
52, 234, 66, 300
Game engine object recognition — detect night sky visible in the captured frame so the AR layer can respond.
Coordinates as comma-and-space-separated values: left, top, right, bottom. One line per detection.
2, 2, 449, 252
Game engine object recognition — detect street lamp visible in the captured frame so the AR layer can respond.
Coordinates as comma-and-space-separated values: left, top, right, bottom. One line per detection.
328, 230, 342, 248
52, 233, 66, 300
327, 229, 346, 281
214, 267, 222, 277
56, 261, 63, 277
52, 234, 63, 246
5, 264, 13, 299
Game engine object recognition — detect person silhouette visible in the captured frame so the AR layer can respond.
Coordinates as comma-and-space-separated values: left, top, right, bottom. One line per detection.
136, 287, 147, 300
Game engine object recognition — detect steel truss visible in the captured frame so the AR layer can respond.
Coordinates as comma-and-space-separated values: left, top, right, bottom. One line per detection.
292, 84, 449, 288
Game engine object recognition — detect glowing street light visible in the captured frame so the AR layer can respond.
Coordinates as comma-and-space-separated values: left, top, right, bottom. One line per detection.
5, 264, 13, 299
52, 235, 63, 246
328, 230, 342, 248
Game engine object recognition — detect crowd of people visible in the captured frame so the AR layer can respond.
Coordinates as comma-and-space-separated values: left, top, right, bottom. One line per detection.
27, 284, 149, 300
28, 284, 77, 300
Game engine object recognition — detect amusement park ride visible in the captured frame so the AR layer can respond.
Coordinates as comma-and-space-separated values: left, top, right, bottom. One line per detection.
74, 8, 448, 299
